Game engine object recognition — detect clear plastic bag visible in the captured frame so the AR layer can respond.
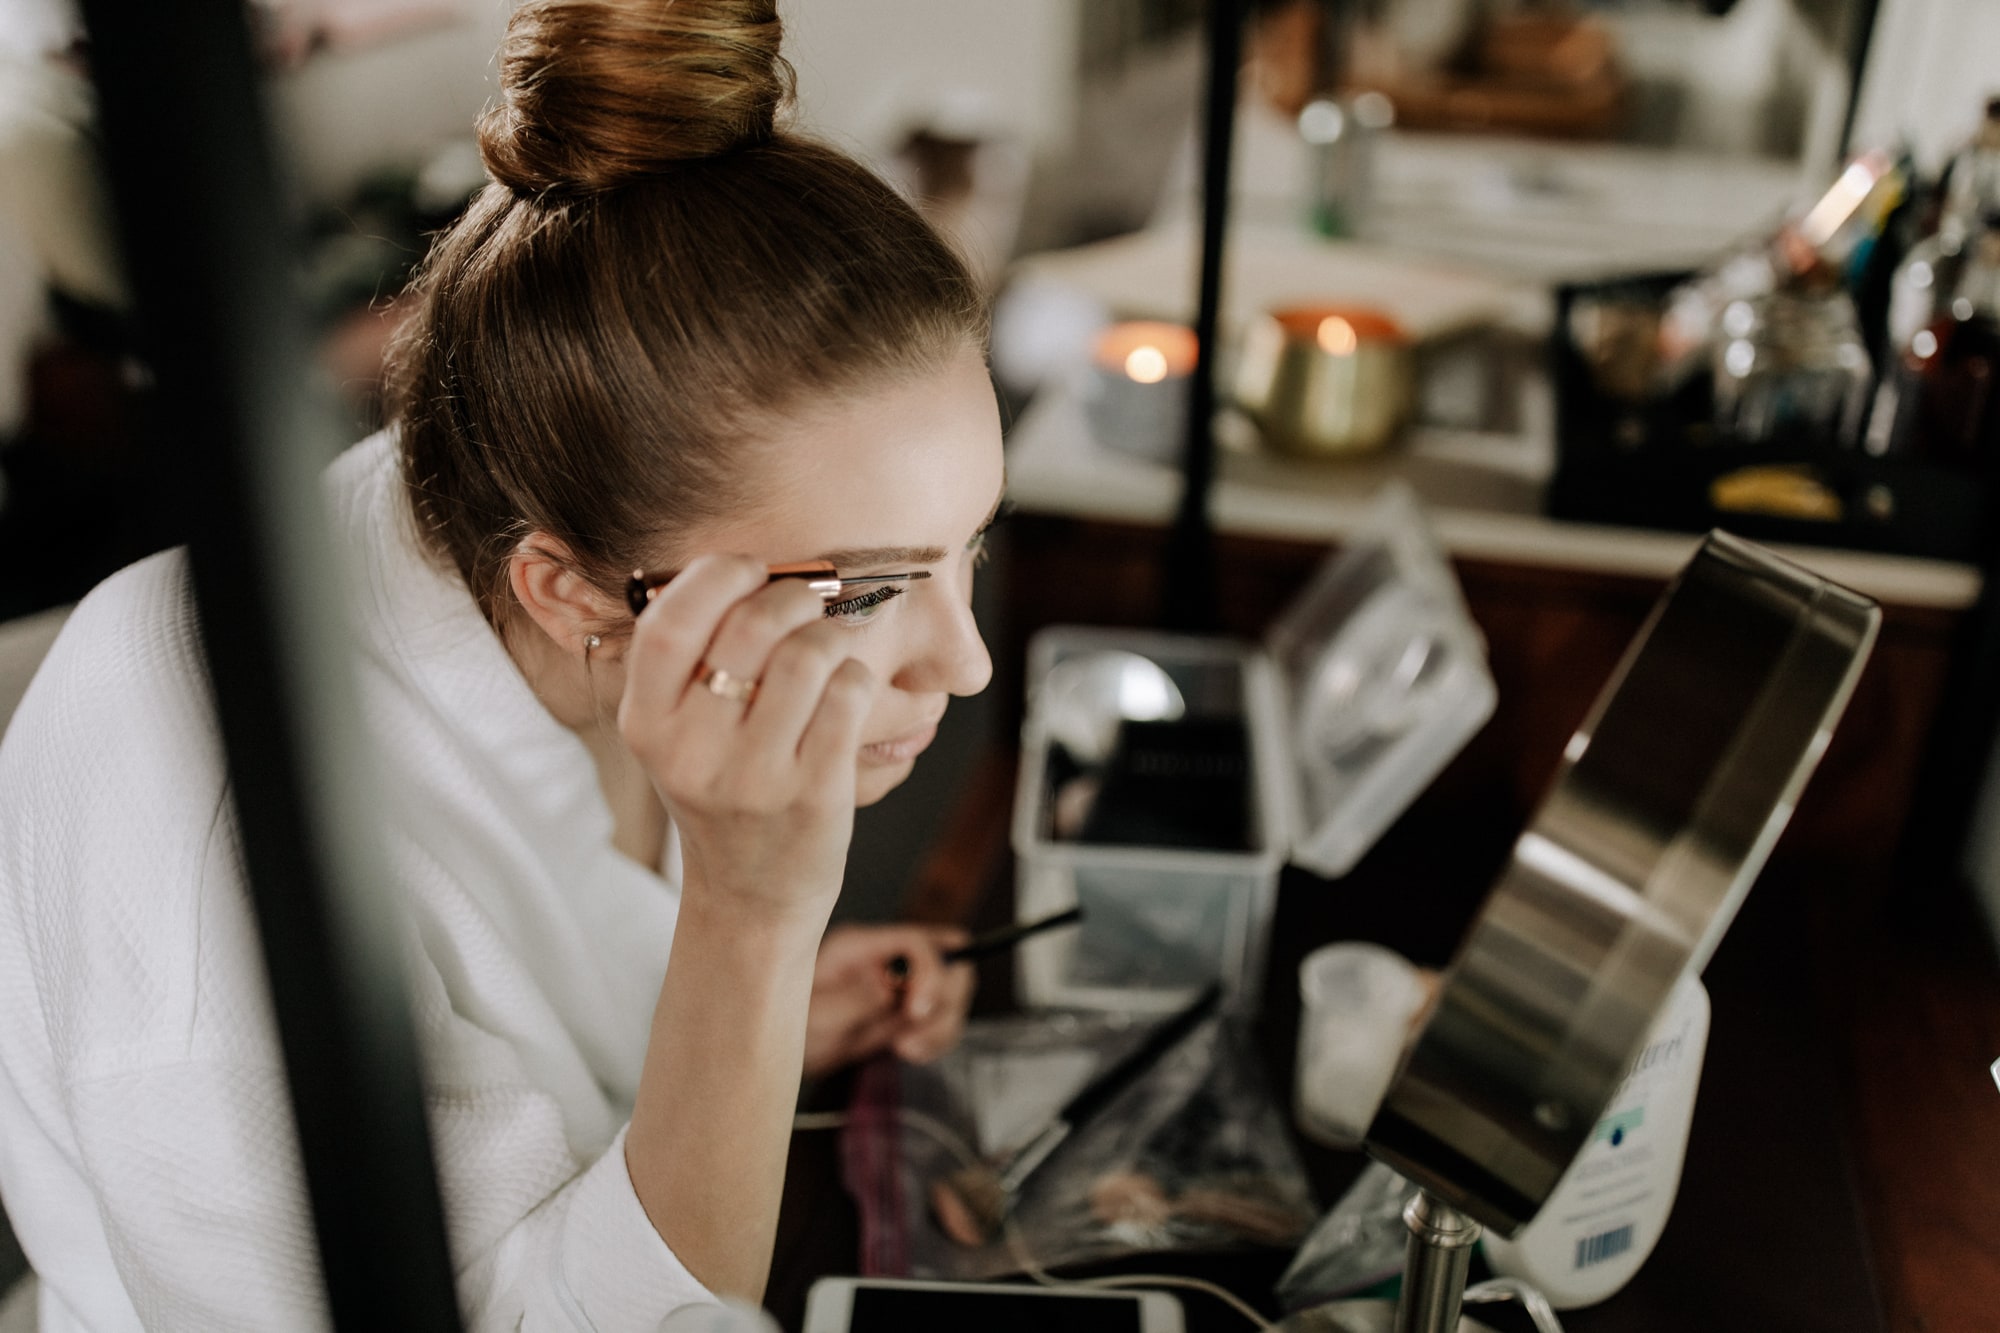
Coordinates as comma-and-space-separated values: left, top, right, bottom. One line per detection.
840, 1011, 1317, 1282
1274, 1161, 1417, 1310
1276, 1167, 1571, 1332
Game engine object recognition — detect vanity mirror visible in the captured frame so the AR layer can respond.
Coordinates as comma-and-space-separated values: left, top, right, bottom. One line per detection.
1279, 528, 1879, 1331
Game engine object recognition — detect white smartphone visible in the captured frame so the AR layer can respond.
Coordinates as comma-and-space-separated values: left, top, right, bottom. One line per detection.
802, 1276, 1185, 1333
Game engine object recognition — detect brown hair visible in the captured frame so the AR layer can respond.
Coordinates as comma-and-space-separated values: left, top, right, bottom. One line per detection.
386, 0, 989, 628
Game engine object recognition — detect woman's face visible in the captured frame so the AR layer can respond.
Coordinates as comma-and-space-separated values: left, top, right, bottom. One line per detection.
664, 346, 1005, 807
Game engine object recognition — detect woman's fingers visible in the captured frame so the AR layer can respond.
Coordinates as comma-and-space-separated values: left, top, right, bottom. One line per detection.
796, 657, 879, 781
621, 554, 768, 711
621, 558, 839, 775
803, 924, 976, 1072
802, 953, 903, 1078
619, 558, 882, 923
884, 925, 973, 1063
741, 620, 863, 755
893, 938, 975, 1063
804, 925, 911, 1077
697, 578, 834, 706
880, 925, 968, 1020
622, 555, 783, 764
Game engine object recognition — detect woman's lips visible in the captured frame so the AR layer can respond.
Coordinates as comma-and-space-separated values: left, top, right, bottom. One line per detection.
860, 721, 939, 766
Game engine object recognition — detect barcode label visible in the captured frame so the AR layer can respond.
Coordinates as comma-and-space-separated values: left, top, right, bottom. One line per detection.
1575, 1224, 1635, 1269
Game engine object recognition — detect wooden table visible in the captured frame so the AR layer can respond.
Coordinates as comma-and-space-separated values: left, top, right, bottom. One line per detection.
774, 777, 2000, 1333
765, 511, 2000, 1333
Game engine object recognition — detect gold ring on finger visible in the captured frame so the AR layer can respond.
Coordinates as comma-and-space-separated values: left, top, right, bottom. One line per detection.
696, 661, 759, 704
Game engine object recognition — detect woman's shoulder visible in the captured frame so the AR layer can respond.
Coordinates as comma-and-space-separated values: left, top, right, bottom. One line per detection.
12, 548, 210, 749
1, 546, 226, 867
0, 548, 250, 1075
13, 430, 403, 753
325, 427, 400, 522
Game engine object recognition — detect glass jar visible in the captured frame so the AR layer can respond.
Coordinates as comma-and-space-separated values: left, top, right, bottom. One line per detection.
1888, 228, 1969, 354
1711, 284, 1873, 448
1894, 223, 2000, 468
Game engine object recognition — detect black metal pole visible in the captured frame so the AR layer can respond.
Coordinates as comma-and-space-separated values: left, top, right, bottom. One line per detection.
1163, 0, 1243, 633
1837, 0, 1884, 164
76, 3, 462, 1328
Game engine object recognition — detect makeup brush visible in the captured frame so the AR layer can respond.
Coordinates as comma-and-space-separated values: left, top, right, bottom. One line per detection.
884, 907, 1084, 985
626, 560, 931, 615
929, 982, 1224, 1246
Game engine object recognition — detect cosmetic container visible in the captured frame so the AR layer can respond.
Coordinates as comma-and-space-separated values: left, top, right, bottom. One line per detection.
1081, 321, 1198, 465
1293, 942, 1429, 1147
1481, 971, 1711, 1309
1011, 486, 1495, 1014
1234, 304, 1414, 457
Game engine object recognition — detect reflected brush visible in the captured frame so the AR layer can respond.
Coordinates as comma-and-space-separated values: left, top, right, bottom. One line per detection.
886, 907, 1085, 984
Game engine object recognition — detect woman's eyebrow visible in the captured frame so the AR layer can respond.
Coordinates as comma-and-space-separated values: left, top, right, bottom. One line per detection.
972, 485, 1008, 536
817, 485, 1010, 571
816, 543, 949, 568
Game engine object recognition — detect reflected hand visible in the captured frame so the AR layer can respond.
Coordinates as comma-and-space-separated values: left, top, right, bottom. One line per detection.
804, 923, 974, 1077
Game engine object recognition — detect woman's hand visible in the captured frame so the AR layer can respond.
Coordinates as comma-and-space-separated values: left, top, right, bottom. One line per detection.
618, 554, 878, 924
804, 923, 974, 1077
621, 556, 893, 1298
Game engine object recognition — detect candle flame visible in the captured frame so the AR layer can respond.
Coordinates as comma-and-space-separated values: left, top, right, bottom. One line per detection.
1125, 345, 1170, 384
1317, 316, 1358, 357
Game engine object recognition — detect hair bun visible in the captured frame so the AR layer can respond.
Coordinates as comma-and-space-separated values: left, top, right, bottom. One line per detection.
479, 0, 792, 194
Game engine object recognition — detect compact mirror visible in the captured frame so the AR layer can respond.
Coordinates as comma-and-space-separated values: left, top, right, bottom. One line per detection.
1039, 649, 1189, 767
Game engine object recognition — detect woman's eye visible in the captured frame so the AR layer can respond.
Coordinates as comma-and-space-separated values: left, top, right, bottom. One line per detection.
823, 584, 905, 625
964, 497, 1012, 569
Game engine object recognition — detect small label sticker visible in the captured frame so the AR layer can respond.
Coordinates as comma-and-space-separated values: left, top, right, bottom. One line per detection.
1576, 1224, 1636, 1269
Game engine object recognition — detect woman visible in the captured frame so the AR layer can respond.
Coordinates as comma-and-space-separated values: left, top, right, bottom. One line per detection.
0, 0, 998, 1327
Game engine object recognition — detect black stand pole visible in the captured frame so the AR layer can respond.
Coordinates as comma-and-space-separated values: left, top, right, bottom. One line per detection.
1162, 0, 1244, 633
76, 4, 463, 1328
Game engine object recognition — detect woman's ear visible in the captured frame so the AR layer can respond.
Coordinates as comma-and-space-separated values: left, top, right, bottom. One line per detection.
508, 534, 614, 656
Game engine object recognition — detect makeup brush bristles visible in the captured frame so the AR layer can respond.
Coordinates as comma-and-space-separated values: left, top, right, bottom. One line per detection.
929, 1163, 1010, 1247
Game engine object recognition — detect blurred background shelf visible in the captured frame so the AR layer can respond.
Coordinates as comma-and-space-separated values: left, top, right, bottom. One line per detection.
1003, 369, 1982, 612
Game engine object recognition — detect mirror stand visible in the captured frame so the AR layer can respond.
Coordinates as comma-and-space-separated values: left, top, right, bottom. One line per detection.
1273, 1189, 1499, 1333
1275, 533, 1880, 1333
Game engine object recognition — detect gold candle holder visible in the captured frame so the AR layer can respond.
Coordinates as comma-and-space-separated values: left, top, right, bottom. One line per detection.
1235, 305, 1412, 457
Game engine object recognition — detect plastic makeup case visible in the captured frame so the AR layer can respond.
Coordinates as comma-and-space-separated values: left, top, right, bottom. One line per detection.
1011, 485, 1498, 1014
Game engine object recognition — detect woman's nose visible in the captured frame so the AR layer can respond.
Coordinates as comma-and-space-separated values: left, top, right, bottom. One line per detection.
895, 581, 992, 698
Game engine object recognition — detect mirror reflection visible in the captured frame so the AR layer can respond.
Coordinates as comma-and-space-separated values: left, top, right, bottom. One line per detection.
0, 4, 1992, 1331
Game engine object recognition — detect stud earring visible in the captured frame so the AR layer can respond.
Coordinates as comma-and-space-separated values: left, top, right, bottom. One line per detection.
583, 634, 602, 656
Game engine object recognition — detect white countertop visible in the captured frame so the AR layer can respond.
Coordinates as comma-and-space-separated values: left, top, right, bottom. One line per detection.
1011, 220, 1546, 341
1154, 111, 1815, 285
1006, 381, 1984, 612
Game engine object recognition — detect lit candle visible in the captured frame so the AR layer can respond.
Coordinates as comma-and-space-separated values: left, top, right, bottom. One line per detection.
1316, 314, 1358, 357
1085, 321, 1199, 464
1092, 321, 1200, 381
1237, 304, 1412, 457
1126, 345, 1170, 384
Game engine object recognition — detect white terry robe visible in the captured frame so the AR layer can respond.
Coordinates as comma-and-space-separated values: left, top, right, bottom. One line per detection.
0, 432, 718, 1330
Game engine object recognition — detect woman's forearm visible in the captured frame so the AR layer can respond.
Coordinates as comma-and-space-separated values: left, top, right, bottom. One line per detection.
623, 880, 828, 1300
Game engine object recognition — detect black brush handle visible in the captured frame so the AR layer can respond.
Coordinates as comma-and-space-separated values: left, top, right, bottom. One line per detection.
883, 907, 1084, 984
1058, 983, 1222, 1129
942, 907, 1084, 964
